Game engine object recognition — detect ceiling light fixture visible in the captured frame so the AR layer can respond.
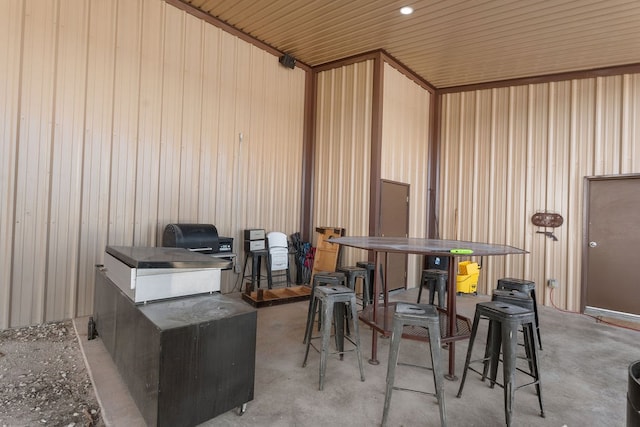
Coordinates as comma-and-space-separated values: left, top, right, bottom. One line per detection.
400, 6, 414, 15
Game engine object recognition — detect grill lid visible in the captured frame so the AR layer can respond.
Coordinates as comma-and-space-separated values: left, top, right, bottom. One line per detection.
163, 223, 220, 253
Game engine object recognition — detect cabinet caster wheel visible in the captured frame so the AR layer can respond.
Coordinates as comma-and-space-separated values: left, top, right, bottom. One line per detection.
238, 403, 247, 416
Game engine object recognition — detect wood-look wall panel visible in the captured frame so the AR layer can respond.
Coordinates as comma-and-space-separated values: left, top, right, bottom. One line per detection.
456, 92, 477, 242
262, 58, 304, 232
177, 13, 204, 222
11, 0, 58, 326
470, 93, 487, 242
1, 0, 306, 328
134, 0, 164, 246
543, 81, 571, 308
489, 89, 509, 249
0, 0, 24, 326
440, 73, 640, 310
564, 78, 595, 308
381, 63, 432, 287
157, 5, 185, 234
254, 50, 274, 226
216, 32, 243, 230
282, 67, 306, 230
77, 0, 117, 318
109, 0, 142, 246
621, 74, 640, 173
197, 23, 222, 227
247, 43, 268, 230
231, 43, 258, 234
279, 82, 298, 230
524, 84, 548, 289
314, 61, 372, 265
236, 43, 257, 231
45, 0, 89, 321
474, 90, 506, 288
252, 51, 271, 228
504, 86, 530, 276
439, 95, 458, 240
595, 76, 623, 175
213, 30, 239, 234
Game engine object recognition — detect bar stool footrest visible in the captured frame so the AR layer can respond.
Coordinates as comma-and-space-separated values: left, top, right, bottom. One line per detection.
391, 385, 438, 398
396, 361, 436, 372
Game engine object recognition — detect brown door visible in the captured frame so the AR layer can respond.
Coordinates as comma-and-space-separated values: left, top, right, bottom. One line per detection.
584, 175, 640, 316
379, 180, 409, 292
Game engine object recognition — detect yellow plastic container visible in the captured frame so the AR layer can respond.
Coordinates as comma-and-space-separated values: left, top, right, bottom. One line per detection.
456, 261, 480, 294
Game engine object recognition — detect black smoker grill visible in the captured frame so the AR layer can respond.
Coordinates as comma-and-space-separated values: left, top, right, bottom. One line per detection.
162, 223, 235, 269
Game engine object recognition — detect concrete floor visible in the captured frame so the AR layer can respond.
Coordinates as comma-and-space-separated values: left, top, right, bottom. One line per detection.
76, 287, 639, 426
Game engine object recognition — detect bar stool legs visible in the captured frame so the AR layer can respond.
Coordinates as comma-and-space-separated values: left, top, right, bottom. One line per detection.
416, 269, 448, 308
337, 266, 372, 307
489, 288, 541, 377
457, 301, 544, 427
497, 278, 542, 350
382, 303, 446, 427
302, 285, 365, 390
303, 272, 346, 344
242, 249, 272, 290
356, 261, 376, 302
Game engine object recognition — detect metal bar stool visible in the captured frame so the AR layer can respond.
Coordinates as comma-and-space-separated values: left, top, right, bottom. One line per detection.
382, 303, 447, 427
416, 269, 448, 308
457, 301, 544, 427
482, 289, 535, 381
303, 271, 347, 344
497, 278, 542, 350
356, 261, 376, 302
337, 265, 372, 308
242, 249, 272, 290
302, 284, 365, 390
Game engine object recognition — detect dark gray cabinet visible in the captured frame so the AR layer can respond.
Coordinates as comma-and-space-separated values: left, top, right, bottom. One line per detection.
93, 268, 256, 427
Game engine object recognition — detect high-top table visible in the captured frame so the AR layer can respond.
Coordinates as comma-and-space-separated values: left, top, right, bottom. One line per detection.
328, 236, 528, 379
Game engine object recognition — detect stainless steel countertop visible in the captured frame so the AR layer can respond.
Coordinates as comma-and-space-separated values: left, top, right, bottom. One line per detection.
106, 245, 231, 269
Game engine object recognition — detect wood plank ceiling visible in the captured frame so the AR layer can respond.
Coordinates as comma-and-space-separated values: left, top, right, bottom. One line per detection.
182, 0, 640, 88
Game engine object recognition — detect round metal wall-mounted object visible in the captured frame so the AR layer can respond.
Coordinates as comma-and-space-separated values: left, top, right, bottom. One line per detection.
531, 212, 564, 228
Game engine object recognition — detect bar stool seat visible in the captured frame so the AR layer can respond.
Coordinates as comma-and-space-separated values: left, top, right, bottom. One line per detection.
497, 278, 542, 350
417, 269, 448, 308
337, 265, 372, 308
492, 288, 532, 306
303, 272, 347, 344
382, 303, 447, 427
302, 284, 365, 390
457, 301, 544, 427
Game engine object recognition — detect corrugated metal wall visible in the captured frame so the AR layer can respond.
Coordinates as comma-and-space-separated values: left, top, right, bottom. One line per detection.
439, 74, 640, 310
4, 1, 638, 328
1, 0, 23, 330
0, 0, 306, 329
313, 60, 434, 284
381, 63, 433, 287
313, 60, 373, 264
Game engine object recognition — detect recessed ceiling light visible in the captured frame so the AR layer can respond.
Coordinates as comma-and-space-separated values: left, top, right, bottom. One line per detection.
400, 6, 414, 15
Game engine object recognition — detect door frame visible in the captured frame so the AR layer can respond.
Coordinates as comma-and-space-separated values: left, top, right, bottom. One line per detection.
379, 179, 410, 291
581, 173, 640, 316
